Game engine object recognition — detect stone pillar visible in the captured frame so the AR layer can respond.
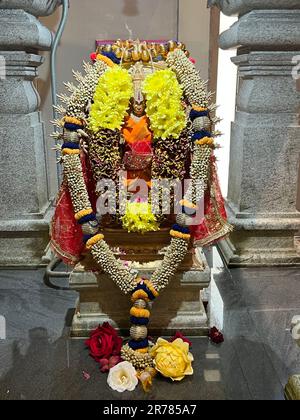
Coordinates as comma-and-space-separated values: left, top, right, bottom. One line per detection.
209, 0, 300, 266
0, 1, 61, 266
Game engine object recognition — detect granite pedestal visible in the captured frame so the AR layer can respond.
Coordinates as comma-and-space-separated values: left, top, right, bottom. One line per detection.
69, 248, 210, 338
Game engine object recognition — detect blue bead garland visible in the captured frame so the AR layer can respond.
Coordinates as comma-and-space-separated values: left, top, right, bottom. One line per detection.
78, 213, 97, 225
130, 316, 149, 325
190, 109, 208, 121
62, 142, 80, 150
172, 223, 190, 234
64, 123, 83, 131
100, 51, 120, 65
132, 283, 156, 302
192, 130, 212, 141
128, 338, 149, 350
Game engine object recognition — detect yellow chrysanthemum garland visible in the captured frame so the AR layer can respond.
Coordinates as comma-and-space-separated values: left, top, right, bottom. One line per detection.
142, 69, 186, 140
88, 66, 133, 132
121, 202, 160, 234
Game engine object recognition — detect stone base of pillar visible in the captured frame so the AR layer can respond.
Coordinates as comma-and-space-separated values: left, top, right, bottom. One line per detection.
218, 201, 300, 267
0, 210, 52, 267
69, 249, 210, 338
219, 237, 300, 267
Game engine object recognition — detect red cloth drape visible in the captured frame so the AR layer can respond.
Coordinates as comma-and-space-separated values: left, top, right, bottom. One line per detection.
50, 153, 97, 265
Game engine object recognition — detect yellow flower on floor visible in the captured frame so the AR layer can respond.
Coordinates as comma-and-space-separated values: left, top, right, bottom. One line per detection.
150, 337, 194, 381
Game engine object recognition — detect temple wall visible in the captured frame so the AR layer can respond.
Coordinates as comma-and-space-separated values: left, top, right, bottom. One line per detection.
38, 0, 211, 199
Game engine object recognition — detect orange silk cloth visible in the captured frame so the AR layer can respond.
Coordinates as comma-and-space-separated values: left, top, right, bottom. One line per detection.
122, 116, 152, 146
122, 116, 153, 189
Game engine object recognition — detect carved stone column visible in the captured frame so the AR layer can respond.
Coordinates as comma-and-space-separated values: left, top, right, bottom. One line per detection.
0, 1, 61, 266
209, 0, 300, 266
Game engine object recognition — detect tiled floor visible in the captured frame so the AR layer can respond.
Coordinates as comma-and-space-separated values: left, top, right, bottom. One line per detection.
0, 256, 299, 400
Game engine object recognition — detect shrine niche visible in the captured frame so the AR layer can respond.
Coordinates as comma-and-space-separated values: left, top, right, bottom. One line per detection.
50, 39, 232, 375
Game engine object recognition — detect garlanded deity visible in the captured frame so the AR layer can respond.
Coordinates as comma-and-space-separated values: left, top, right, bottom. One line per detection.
50, 39, 232, 372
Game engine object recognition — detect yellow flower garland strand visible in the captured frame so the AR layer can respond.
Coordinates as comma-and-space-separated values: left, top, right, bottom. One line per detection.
131, 289, 151, 303
74, 208, 93, 221
88, 66, 133, 132
62, 148, 80, 156
96, 54, 116, 68
63, 116, 84, 126
170, 230, 191, 240
86, 234, 105, 249
130, 307, 150, 319
142, 69, 186, 140
195, 137, 215, 147
142, 280, 159, 298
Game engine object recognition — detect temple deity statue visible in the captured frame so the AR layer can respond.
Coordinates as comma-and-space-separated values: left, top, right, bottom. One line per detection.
50, 39, 232, 367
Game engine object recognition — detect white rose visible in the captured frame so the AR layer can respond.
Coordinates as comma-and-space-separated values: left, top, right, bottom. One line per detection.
107, 361, 138, 392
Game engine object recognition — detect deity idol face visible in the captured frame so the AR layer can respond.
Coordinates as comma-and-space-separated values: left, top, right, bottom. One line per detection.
131, 96, 146, 117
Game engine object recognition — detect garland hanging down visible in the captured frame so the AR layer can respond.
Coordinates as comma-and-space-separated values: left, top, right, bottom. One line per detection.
88, 66, 133, 131
142, 69, 187, 140
51, 39, 232, 386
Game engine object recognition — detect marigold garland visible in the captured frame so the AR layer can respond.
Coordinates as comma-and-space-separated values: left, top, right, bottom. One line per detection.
179, 199, 197, 209
96, 53, 116, 68
62, 148, 80, 155
170, 230, 191, 240
131, 290, 150, 303
130, 307, 151, 319
136, 348, 149, 354
192, 106, 207, 112
88, 66, 133, 132
142, 280, 159, 298
74, 208, 93, 221
86, 234, 105, 249
142, 69, 186, 140
63, 116, 84, 126
195, 137, 215, 147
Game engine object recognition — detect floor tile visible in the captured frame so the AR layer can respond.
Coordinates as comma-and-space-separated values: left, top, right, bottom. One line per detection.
0, 265, 299, 400
0, 288, 77, 341
230, 268, 300, 310
250, 309, 300, 387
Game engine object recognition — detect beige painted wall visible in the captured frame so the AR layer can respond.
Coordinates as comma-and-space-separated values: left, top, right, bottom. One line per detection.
38, 0, 211, 198
179, 0, 210, 81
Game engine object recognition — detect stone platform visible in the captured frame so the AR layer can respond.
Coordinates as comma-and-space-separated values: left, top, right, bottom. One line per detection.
69, 247, 210, 338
